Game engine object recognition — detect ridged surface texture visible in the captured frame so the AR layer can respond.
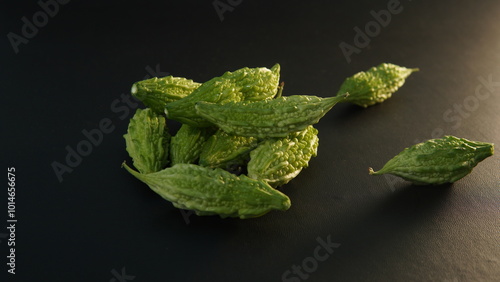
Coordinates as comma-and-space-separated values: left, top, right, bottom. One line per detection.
123, 108, 170, 174
123, 163, 291, 219
170, 124, 216, 165
336, 63, 418, 107
165, 64, 281, 126
199, 129, 259, 169
195, 94, 345, 138
131, 76, 201, 114
369, 135, 494, 185
248, 126, 319, 187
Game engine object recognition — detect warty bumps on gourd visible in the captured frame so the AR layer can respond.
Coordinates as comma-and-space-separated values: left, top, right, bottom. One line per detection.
123, 162, 291, 219
247, 125, 319, 187
170, 124, 217, 165
195, 94, 347, 138
199, 129, 259, 169
123, 108, 170, 174
165, 64, 281, 127
369, 136, 494, 185
131, 76, 201, 114
336, 63, 418, 107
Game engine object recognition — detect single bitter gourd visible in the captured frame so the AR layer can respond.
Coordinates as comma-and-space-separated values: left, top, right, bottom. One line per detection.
247, 125, 319, 187
123, 108, 170, 174
336, 63, 418, 107
122, 162, 291, 219
369, 135, 494, 185
195, 94, 347, 138
131, 76, 201, 114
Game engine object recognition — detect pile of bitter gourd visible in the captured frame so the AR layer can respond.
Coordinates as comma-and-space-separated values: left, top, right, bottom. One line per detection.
122, 63, 494, 219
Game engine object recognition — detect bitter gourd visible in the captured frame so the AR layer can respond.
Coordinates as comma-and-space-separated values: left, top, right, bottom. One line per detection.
122, 162, 291, 219
131, 76, 201, 114
369, 136, 494, 185
336, 63, 418, 107
195, 94, 347, 138
123, 108, 170, 174
247, 125, 319, 187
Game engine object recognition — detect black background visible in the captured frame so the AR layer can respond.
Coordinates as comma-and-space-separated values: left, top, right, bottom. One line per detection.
2, 0, 499, 281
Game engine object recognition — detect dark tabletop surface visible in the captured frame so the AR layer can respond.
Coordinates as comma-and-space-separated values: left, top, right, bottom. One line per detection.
2, 0, 499, 281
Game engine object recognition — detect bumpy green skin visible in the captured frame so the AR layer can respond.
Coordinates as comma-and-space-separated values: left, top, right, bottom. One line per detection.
248, 126, 319, 187
131, 76, 201, 114
199, 129, 259, 169
165, 64, 281, 127
123, 108, 170, 174
336, 63, 419, 107
122, 163, 291, 219
369, 136, 494, 185
195, 94, 346, 138
170, 124, 216, 165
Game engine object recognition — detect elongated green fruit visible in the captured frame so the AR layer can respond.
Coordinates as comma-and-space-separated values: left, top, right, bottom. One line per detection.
248, 126, 319, 187
199, 129, 259, 169
170, 124, 216, 165
336, 63, 418, 107
131, 76, 201, 114
369, 136, 494, 185
195, 94, 347, 138
123, 108, 170, 174
165, 64, 281, 127
122, 162, 291, 219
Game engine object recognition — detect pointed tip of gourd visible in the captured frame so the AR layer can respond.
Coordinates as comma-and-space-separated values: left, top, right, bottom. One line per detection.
281, 196, 292, 211
368, 167, 378, 175
122, 160, 131, 171
271, 63, 280, 73
122, 161, 140, 176
131, 83, 138, 95
407, 68, 420, 76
